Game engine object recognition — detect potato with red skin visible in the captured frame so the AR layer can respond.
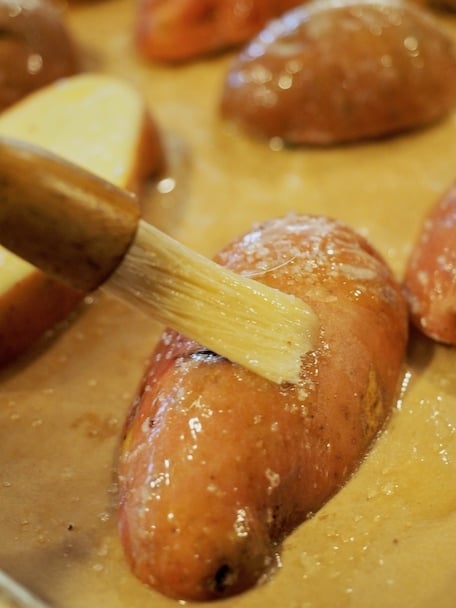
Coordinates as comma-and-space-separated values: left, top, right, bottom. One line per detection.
0, 0, 80, 112
220, 0, 456, 145
118, 214, 408, 601
403, 184, 456, 344
135, 0, 302, 63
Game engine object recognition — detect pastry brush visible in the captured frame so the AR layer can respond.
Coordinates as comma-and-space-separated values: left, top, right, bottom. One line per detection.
0, 137, 318, 384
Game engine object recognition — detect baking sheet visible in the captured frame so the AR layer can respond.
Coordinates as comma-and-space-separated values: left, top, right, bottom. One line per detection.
0, 1, 455, 606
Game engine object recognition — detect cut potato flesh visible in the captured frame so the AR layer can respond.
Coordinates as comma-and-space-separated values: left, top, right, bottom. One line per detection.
0, 73, 163, 365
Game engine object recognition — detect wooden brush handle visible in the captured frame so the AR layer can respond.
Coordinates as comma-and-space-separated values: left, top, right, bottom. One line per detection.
0, 137, 140, 291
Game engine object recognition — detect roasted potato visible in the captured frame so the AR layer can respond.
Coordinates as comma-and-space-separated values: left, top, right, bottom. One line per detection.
404, 184, 456, 344
134, 0, 302, 62
0, 73, 164, 365
0, 0, 80, 112
117, 214, 408, 601
220, 0, 456, 144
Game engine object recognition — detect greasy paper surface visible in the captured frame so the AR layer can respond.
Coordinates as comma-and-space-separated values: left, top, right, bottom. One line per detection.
0, 1, 455, 607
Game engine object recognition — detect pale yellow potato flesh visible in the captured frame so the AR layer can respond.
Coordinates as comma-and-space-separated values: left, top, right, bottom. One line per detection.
0, 2, 455, 608
0, 72, 161, 363
0, 73, 159, 190
0, 250, 33, 294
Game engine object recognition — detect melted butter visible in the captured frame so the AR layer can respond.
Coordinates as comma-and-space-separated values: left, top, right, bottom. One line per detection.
0, 0, 455, 607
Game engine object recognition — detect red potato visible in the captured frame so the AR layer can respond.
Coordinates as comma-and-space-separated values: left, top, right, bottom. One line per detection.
117, 214, 408, 601
403, 184, 456, 344
135, 0, 302, 62
0, 0, 80, 112
220, 0, 456, 144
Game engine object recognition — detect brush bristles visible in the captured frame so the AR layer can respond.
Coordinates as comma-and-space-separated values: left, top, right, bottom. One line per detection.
106, 220, 318, 384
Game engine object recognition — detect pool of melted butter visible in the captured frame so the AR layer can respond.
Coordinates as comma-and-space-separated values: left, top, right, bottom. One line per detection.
0, 1, 455, 606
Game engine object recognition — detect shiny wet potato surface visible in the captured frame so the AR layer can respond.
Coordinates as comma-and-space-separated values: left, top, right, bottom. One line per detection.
0, 1, 455, 607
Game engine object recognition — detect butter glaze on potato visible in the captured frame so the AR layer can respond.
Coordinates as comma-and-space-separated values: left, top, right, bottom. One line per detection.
117, 214, 408, 601
220, 0, 456, 144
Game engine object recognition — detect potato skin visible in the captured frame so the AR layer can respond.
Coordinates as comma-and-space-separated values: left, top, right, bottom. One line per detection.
134, 0, 301, 62
220, 0, 456, 144
118, 214, 408, 601
403, 184, 456, 344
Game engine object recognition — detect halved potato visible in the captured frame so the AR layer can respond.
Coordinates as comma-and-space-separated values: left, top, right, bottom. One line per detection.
0, 73, 164, 364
